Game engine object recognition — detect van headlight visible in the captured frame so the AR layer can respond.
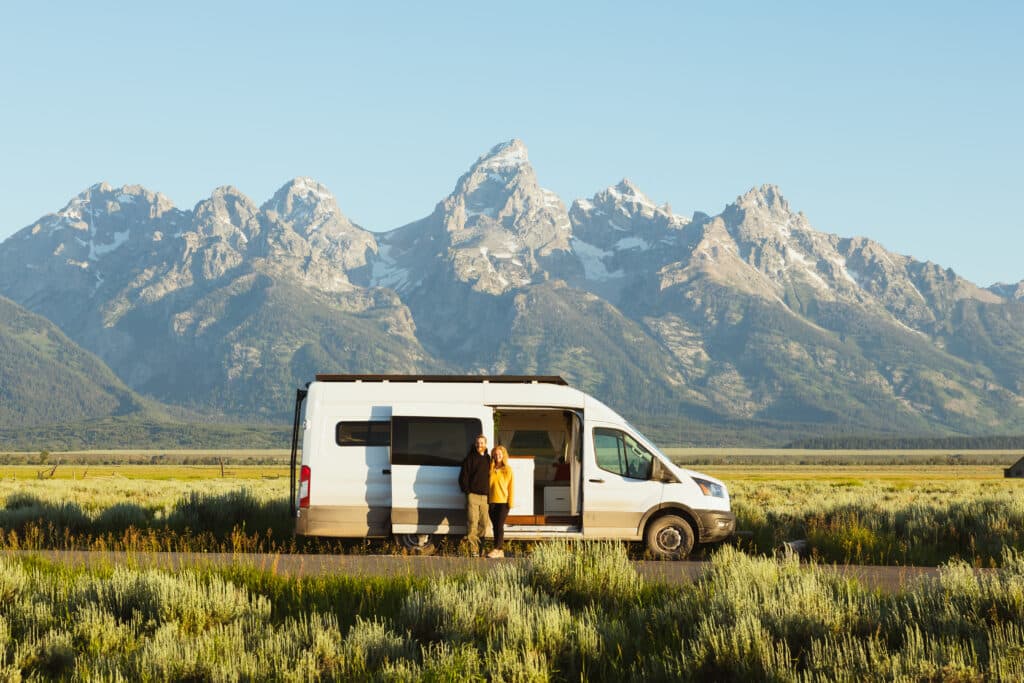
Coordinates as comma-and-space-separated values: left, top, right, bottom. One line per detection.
693, 477, 726, 498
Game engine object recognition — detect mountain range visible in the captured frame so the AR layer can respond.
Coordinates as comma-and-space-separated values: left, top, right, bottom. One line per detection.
2, 139, 1024, 444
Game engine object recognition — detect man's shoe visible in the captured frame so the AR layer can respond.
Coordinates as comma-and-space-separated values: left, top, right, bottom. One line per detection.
486, 549, 504, 558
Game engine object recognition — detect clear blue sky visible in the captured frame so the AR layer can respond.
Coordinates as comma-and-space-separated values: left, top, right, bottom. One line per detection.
1, 1, 1021, 285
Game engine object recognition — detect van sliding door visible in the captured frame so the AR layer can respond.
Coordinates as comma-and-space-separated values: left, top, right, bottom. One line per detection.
390, 404, 494, 536
569, 411, 582, 516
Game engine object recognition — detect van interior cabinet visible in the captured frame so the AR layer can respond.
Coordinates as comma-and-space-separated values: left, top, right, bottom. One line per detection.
508, 457, 534, 516
543, 486, 571, 514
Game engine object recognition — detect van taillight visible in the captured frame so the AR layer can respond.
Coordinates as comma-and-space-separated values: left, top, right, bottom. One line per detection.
299, 466, 311, 508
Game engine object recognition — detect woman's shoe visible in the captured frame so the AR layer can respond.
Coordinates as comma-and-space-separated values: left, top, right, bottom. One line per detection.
486, 549, 504, 558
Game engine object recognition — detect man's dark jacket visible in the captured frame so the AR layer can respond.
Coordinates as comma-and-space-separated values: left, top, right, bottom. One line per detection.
459, 449, 491, 495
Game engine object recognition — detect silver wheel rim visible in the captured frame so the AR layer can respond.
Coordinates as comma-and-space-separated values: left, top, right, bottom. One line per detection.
400, 534, 431, 549
657, 527, 683, 552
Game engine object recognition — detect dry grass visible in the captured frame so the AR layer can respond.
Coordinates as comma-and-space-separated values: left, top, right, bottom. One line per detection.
2, 542, 1024, 680
0, 464, 289, 482
701, 464, 1010, 482
0, 463, 1021, 565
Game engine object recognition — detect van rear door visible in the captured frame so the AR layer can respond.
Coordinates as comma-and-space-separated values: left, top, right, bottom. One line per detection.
389, 404, 494, 536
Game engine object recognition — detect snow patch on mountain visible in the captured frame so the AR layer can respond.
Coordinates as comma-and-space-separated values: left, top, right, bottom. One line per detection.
90, 230, 130, 260
370, 244, 410, 291
479, 140, 528, 170
615, 236, 650, 251
572, 238, 624, 281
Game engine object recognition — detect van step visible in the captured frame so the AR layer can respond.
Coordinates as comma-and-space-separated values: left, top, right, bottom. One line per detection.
505, 525, 581, 534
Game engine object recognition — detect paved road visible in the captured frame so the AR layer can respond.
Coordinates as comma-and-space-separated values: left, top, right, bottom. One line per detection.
3, 550, 966, 592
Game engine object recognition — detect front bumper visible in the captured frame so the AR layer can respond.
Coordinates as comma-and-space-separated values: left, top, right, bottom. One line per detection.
696, 509, 736, 543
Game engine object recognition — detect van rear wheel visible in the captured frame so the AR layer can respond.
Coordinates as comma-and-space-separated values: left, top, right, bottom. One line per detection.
395, 533, 437, 555
645, 514, 695, 560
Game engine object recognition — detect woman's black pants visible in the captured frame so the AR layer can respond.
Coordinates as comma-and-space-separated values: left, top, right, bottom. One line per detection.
489, 503, 509, 549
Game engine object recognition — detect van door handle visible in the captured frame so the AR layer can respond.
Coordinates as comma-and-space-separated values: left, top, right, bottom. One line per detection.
382, 469, 391, 475
589, 478, 604, 483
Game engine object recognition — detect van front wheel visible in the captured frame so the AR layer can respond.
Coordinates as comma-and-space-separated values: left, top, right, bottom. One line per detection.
645, 514, 695, 560
395, 533, 437, 555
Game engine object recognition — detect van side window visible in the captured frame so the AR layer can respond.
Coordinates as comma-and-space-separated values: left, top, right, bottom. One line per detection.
593, 428, 654, 480
391, 417, 482, 467
336, 421, 391, 447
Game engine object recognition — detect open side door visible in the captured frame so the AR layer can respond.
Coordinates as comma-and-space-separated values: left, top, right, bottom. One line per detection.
569, 411, 583, 516
389, 403, 494, 535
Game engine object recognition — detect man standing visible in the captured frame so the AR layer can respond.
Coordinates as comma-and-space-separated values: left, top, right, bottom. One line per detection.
458, 434, 491, 556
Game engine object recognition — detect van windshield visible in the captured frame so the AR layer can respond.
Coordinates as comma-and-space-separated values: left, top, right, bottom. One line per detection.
622, 420, 671, 464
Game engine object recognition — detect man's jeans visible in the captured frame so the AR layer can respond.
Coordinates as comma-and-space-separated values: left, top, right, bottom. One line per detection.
465, 493, 489, 555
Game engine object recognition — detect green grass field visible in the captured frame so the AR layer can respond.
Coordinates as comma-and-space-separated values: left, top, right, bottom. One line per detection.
0, 457, 1021, 566
0, 463, 288, 481
2, 541, 1023, 680
1, 456, 1023, 678
665, 447, 1024, 466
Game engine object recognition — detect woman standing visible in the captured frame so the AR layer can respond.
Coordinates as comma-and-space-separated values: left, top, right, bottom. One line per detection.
487, 445, 514, 558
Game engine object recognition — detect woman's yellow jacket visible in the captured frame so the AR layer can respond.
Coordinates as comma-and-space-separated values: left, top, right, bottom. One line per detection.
489, 462, 514, 507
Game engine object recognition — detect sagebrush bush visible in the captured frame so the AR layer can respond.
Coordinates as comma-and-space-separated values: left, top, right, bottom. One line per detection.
0, 517, 1022, 679
399, 562, 598, 672
92, 503, 152, 534
1, 475, 1022, 566
525, 540, 642, 608
74, 566, 271, 633
730, 479, 1024, 565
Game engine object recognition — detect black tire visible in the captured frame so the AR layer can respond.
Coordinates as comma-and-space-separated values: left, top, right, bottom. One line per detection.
645, 514, 695, 560
395, 533, 437, 555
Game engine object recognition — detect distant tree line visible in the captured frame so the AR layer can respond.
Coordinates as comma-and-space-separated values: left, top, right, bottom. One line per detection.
0, 419, 292, 451
786, 435, 1024, 450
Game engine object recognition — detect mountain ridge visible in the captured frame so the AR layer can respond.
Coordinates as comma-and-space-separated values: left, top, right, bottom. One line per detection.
2, 139, 1023, 442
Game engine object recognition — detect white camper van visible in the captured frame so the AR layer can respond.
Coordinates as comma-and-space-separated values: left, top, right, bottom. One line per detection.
289, 375, 735, 559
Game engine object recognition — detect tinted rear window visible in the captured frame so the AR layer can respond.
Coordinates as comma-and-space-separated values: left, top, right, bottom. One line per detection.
336, 421, 391, 447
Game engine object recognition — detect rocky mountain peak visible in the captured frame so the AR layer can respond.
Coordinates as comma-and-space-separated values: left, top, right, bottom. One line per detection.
368, 140, 573, 298
449, 138, 540, 208
254, 178, 375, 290
55, 183, 176, 226
610, 178, 648, 200
989, 281, 1024, 300
17, 182, 178, 269
474, 138, 529, 172
570, 179, 689, 250
721, 184, 806, 246
737, 184, 790, 213
404, 139, 573, 295
192, 186, 261, 244
263, 177, 341, 230
594, 178, 674, 217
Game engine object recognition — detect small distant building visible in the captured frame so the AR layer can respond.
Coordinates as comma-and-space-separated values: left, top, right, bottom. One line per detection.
1005, 457, 1024, 478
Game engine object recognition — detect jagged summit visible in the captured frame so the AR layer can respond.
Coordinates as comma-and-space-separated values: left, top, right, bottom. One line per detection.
276, 176, 334, 201
370, 139, 571, 296
610, 178, 650, 201
475, 138, 529, 171
452, 138, 537, 199
56, 183, 175, 221
263, 177, 340, 224
735, 184, 791, 214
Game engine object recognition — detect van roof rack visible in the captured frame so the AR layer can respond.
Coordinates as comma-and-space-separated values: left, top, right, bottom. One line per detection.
314, 374, 569, 386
